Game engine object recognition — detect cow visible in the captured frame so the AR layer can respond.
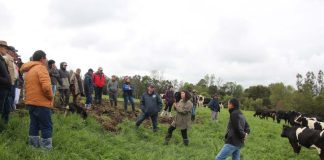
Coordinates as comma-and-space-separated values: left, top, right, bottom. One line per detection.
254, 109, 263, 118
295, 116, 324, 131
276, 111, 289, 124
287, 111, 303, 126
281, 125, 324, 160
260, 110, 276, 121
197, 95, 204, 107
203, 97, 211, 107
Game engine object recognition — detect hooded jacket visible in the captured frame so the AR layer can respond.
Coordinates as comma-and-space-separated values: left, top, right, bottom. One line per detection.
93, 72, 106, 88
20, 61, 53, 108
58, 62, 70, 89
84, 72, 94, 94
140, 91, 162, 115
0, 55, 11, 89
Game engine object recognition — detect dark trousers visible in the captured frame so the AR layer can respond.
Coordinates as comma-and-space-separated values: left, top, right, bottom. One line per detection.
28, 105, 52, 139
85, 92, 92, 105
167, 126, 188, 140
0, 89, 10, 124
59, 89, 70, 107
164, 102, 173, 112
136, 113, 158, 129
124, 96, 135, 111
72, 93, 80, 104
109, 93, 117, 107
94, 87, 103, 104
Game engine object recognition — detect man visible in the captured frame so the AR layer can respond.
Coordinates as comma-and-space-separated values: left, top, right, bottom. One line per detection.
70, 68, 84, 105
215, 98, 250, 160
0, 40, 11, 126
47, 60, 60, 97
135, 83, 162, 132
93, 67, 106, 105
208, 94, 220, 122
107, 75, 118, 107
191, 90, 198, 121
57, 62, 70, 108
20, 50, 53, 150
84, 69, 94, 109
122, 77, 135, 113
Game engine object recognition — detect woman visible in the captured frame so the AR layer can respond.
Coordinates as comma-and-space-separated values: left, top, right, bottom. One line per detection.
164, 91, 193, 146
122, 77, 135, 113
160, 85, 174, 117
70, 68, 84, 105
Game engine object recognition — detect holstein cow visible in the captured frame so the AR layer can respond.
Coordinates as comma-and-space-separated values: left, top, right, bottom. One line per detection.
203, 97, 211, 107
281, 125, 324, 160
295, 116, 324, 131
276, 111, 289, 124
197, 95, 204, 107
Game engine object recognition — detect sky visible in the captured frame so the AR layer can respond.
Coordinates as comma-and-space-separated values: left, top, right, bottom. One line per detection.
1, 0, 324, 88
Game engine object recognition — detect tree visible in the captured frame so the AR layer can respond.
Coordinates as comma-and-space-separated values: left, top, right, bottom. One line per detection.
296, 73, 303, 91
244, 85, 270, 100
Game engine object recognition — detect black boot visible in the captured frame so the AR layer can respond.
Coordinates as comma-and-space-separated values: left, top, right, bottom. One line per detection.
183, 139, 189, 146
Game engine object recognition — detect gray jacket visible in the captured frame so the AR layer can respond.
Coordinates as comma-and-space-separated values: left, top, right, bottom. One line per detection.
48, 67, 60, 85
140, 92, 162, 115
225, 108, 250, 147
108, 80, 118, 94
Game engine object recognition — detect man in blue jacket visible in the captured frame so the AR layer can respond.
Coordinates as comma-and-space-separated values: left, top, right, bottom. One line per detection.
208, 94, 220, 122
84, 69, 94, 109
135, 83, 162, 132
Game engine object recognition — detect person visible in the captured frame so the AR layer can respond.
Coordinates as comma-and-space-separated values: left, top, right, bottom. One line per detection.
107, 75, 118, 107
47, 60, 60, 97
164, 91, 193, 146
57, 62, 70, 108
122, 77, 135, 113
84, 69, 94, 109
0, 40, 11, 126
160, 85, 174, 117
135, 83, 162, 132
191, 90, 198, 121
93, 67, 106, 105
215, 98, 250, 160
70, 68, 84, 105
20, 50, 54, 150
208, 94, 220, 122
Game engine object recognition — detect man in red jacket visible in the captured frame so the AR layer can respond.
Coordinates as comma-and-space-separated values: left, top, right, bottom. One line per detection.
92, 67, 106, 105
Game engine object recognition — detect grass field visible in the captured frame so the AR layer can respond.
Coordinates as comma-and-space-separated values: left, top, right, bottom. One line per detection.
0, 106, 320, 160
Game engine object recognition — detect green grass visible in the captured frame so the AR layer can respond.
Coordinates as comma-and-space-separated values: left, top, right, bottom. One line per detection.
0, 107, 320, 160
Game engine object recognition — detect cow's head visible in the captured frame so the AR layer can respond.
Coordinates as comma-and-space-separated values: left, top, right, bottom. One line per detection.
281, 125, 291, 137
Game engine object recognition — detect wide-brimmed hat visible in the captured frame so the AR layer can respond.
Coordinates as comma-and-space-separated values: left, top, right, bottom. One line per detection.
0, 40, 10, 49
8, 46, 18, 52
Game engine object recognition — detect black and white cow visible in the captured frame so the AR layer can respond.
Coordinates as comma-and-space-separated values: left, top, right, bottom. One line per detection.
197, 95, 204, 107
276, 111, 289, 124
295, 116, 324, 131
281, 125, 324, 160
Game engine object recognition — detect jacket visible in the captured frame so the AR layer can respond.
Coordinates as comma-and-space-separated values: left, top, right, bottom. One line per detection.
164, 90, 175, 104
140, 91, 162, 115
84, 72, 94, 94
208, 98, 220, 112
122, 83, 133, 97
20, 61, 53, 108
93, 72, 106, 88
3, 54, 16, 85
0, 55, 11, 90
58, 62, 70, 89
171, 100, 193, 130
70, 73, 84, 95
225, 108, 250, 147
48, 67, 60, 85
108, 80, 118, 94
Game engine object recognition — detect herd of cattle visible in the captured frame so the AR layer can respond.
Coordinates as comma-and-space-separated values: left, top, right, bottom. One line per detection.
254, 109, 324, 159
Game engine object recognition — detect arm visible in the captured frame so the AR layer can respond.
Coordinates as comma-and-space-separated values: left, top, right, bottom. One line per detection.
176, 102, 192, 115
156, 94, 163, 111
38, 67, 53, 100
140, 95, 145, 112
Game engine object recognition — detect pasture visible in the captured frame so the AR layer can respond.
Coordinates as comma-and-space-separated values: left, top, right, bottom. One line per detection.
0, 106, 319, 160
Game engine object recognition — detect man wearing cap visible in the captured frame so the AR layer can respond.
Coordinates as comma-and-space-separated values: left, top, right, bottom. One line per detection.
93, 67, 106, 105
135, 83, 163, 132
0, 40, 11, 126
84, 69, 94, 109
48, 60, 60, 97
57, 62, 70, 108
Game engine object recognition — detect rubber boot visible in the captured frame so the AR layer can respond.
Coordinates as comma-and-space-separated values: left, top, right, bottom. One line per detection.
28, 136, 40, 148
40, 138, 52, 150
183, 139, 189, 146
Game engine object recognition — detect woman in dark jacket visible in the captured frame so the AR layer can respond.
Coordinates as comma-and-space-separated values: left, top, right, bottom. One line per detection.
164, 91, 193, 146
215, 98, 250, 160
84, 69, 94, 109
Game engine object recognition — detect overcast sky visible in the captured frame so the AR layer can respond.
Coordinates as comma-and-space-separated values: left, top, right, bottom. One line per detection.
1, 0, 324, 88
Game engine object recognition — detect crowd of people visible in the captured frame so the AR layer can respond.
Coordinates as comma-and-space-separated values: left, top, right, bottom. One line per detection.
0, 40, 251, 160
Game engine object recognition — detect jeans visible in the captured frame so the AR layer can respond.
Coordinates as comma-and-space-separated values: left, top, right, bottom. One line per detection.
85, 92, 92, 105
192, 105, 196, 116
124, 96, 135, 111
136, 113, 158, 129
215, 144, 241, 160
0, 89, 10, 124
164, 101, 173, 112
109, 92, 117, 106
212, 111, 219, 120
94, 87, 103, 104
167, 126, 188, 139
28, 105, 52, 139
52, 85, 57, 96
59, 89, 70, 107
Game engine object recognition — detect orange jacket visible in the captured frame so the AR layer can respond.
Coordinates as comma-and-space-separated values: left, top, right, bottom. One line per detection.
21, 61, 53, 108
